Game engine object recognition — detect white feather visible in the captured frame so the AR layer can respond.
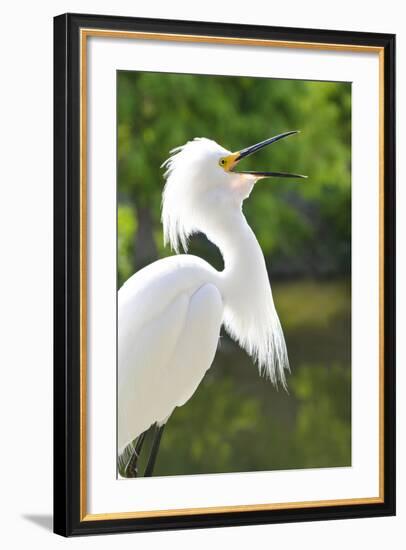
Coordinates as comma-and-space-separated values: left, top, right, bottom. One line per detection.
118, 255, 222, 452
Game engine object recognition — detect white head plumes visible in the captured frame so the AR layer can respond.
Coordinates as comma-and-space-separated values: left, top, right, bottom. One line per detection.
161, 138, 235, 254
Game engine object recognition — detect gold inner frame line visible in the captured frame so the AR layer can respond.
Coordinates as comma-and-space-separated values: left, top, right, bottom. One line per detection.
79, 27, 385, 522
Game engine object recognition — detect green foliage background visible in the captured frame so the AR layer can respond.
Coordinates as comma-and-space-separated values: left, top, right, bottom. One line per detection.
117, 71, 351, 476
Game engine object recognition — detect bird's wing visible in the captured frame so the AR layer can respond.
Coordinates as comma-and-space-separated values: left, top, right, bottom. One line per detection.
118, 255, 223, 452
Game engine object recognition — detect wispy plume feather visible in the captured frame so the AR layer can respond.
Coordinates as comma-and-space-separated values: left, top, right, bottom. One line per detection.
161, 138, 224, 253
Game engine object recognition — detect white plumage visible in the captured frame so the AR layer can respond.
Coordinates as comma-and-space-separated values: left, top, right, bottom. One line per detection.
118, 136, 299, 454
118, 256, 223, 451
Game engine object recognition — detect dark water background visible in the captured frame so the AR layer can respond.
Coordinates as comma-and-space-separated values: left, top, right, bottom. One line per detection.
136, 279, 351, 477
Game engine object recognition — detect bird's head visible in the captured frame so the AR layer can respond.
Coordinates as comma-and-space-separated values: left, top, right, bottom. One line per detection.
161, 133, 306, 252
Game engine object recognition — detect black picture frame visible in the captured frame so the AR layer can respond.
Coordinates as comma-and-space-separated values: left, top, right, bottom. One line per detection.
54, 12, 396, 537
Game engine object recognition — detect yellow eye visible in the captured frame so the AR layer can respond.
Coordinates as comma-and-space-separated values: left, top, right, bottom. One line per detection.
219, 158, 226, 167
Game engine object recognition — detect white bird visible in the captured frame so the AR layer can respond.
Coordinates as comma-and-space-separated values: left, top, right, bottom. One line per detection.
118, 132, 306, 477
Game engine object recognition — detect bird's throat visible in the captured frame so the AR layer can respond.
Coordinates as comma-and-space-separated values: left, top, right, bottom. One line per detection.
206, 210, 270, 309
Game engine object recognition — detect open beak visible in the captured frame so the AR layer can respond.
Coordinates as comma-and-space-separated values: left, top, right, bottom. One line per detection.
227, 131, 307, 180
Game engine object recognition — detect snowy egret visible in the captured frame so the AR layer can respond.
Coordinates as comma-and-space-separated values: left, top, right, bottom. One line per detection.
118, 131, 306, 477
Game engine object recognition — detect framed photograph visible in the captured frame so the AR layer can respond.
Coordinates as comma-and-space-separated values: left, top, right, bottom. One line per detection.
53, 13, 396, 536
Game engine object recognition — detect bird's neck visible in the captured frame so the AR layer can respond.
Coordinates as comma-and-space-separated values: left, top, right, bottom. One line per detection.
205, 208, 270, 302
203, 206, 288, 387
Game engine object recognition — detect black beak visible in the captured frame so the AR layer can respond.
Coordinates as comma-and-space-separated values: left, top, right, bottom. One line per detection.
233, 131, 307, 179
